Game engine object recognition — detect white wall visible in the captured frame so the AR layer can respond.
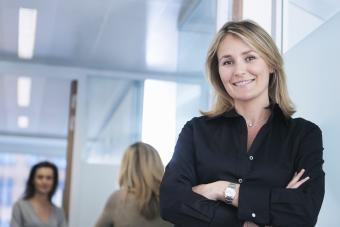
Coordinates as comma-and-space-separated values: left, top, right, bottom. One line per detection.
75, 163, 119, 227
284, 11, 340, 226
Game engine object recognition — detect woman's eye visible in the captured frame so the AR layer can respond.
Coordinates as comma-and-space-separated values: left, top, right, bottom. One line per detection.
222, 60, 233, 65
245, 56, 256, 62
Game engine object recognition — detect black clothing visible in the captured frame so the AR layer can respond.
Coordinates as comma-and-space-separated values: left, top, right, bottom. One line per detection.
160, 105, 324, 227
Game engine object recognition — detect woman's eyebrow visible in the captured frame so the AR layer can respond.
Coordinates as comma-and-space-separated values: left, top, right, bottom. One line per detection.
219, 50, 255, 61
241, 50, 255, 55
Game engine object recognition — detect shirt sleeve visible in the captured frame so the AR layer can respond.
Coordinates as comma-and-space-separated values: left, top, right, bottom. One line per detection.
10, 202, 23, 227
94, 193, 115, 227
238, 124, 325, 227
160, 120, 243, 227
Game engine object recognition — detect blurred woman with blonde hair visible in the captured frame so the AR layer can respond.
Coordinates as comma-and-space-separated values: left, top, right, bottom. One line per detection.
95, 142, 171, 227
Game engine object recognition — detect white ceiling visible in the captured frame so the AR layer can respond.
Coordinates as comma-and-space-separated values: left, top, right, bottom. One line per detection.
0, 0, 215, 72
0, 0, 216, 153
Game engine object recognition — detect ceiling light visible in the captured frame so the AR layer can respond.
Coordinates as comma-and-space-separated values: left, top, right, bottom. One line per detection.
17, 116, 29, 128
18, 8, 38, 59
17, 76, 32, 107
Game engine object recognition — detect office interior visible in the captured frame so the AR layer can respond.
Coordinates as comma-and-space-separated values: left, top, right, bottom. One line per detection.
0, 0, 339, 226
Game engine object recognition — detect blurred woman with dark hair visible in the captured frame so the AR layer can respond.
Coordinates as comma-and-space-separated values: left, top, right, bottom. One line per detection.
10, 161, 67, 227
95, 142, 171, 227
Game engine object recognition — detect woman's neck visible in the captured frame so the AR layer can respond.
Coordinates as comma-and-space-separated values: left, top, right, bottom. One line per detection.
31, 193, 50, 206
234, 99, 271, 125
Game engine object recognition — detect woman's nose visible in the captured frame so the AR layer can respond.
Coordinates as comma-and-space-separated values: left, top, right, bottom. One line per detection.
233, 61, 247, 77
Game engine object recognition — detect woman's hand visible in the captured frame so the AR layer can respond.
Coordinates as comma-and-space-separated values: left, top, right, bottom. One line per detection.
286, 169, 310, 189
192, 180, 228, 201
243, 169, 310, 227
243, 221, 260, 227
192, 181, 240, 206
193, 169, 310, 227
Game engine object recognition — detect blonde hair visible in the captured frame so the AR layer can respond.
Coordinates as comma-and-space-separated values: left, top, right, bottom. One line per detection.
204, 20, 295, 117
118, 142, 164, 220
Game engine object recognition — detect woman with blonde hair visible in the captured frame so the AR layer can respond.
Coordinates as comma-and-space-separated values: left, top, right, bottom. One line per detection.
95, 142, 171, 227
160, 20, 324, 227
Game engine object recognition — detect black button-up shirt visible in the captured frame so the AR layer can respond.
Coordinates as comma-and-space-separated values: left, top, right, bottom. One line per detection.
160, 105, 324, 227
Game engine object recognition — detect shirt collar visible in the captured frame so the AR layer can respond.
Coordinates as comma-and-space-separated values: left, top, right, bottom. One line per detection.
207, 103, 290, 125
267, 103, 290, 126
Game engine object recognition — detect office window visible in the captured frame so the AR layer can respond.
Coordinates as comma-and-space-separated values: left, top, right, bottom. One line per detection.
142, 79, 207, 165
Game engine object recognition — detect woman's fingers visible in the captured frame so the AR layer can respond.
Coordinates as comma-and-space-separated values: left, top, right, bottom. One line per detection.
286, 169, 310, 189
294, 169, 305, 181
287, 169, 303, 188
290, 176, 310, 189
243, 222, 259, 227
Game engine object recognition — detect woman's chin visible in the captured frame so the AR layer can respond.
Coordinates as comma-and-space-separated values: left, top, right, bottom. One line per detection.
36, 190, 51, 196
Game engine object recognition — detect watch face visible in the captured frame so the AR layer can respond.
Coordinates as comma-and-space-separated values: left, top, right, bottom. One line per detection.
226, 187, 236, 198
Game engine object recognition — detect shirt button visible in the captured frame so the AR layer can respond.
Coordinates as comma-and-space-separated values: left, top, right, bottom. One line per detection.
252, 212, 256, 218
238, 178, 243, 184
249, 155, 254, 160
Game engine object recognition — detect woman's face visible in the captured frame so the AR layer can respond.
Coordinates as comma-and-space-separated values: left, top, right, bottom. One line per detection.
33, 167, 54, 196
217, 34, 272, 105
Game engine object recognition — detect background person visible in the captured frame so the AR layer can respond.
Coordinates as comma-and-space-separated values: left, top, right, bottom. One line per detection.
95, 142, 172, 227
11, 161, 67, 227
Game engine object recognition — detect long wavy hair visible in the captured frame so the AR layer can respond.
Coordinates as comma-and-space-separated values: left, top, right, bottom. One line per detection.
203, 20, 295, 117
118, 142, 164, 220
23, 161, 59, 202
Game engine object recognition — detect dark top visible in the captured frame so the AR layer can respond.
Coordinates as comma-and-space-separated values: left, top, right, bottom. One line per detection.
160, 104, 324, 227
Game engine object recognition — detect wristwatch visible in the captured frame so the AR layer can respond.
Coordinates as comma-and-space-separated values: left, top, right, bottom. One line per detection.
224, 183, 236, 204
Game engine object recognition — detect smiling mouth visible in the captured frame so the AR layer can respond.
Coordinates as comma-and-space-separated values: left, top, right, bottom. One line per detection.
232, 79, 255, 86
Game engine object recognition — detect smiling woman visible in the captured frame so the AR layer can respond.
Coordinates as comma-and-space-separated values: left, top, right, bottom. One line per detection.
217, 34, 272, 107
160, 20, 325, 227
10, 161, 67, 227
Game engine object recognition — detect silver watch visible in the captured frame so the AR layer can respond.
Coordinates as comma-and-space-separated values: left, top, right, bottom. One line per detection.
224, 183, 236, 204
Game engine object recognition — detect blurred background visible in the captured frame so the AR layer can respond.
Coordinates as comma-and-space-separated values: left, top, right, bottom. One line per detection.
0, 0, 339, 226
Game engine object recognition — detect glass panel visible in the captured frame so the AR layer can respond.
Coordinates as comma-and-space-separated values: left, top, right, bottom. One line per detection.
85, 77, 143, 164
142, 79, 207, 165
243, 0, 272, 35
283, 0, 340, 52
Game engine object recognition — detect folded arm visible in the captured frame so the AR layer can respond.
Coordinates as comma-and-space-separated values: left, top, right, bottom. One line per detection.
192, 125, 324, 227
160, 121, 243, 227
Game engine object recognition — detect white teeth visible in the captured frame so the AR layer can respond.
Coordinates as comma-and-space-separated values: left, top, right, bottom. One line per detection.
233, 79, 254, 86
